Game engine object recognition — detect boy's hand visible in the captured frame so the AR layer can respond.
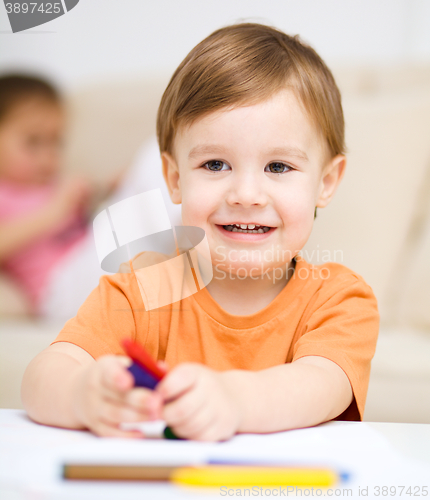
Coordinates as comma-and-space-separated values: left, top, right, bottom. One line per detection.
156, 363, 243, 442
71, 355, 163, 438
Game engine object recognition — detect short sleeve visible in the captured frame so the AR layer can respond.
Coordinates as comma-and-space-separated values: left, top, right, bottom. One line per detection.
292, 274, 380, 421
50, 272, 143, 359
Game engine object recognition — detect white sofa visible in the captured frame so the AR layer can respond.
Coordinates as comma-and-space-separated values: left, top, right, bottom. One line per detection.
1, 65, 430, 422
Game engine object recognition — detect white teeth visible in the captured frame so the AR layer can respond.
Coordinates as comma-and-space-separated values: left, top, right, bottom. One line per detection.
231, 223, 262, 229
222, 224, 270, 234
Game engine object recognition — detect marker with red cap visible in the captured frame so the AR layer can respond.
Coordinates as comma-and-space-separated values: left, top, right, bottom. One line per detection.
121, 338, 182, 440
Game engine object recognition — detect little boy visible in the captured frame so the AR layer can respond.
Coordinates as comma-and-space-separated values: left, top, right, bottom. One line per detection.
22, 23, 379, 441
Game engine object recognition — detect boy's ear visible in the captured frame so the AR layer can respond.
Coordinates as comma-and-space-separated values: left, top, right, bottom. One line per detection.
316, 155, 346, 209
161, 152, 182, 204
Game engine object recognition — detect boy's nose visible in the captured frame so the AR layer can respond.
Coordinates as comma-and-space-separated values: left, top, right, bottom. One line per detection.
225, 172, 268, 208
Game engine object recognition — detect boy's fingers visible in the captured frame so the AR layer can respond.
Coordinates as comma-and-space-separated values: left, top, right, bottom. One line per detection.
157, 363, 199, 401
100, 386, 162, 421
126, 388, 162, 414
99, 385, 128, 405
99, 399, 150, 426
162, 386, 205, 427
117, 356, 132, 367
100, 356, 134, 393
172, 407, 216, 441
108, 388, 161, 415
157, 360, 169, 372
100, 384, 138, 403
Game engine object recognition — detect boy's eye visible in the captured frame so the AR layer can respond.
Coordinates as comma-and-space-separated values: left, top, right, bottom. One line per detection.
202, 160, 229, 172
265, 162, 292, 174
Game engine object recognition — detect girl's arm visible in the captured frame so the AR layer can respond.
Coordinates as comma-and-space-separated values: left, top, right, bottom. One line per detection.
0, 178, 90, 262
0, 207, 60, 262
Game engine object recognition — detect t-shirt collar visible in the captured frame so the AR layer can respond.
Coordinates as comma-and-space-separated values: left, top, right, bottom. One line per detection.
191, 256, 310, 329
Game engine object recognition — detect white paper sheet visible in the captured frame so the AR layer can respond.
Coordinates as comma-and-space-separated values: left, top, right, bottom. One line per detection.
1, 410, 429, 500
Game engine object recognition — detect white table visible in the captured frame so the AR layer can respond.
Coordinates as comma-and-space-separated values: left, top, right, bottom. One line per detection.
1, 409, 429, 500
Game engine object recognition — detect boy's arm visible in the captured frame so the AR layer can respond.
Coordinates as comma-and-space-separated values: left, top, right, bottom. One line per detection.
21, 342, 159, 436
21, 342, 95, 429
226, 356, 353, 433
159, 356, 354, 440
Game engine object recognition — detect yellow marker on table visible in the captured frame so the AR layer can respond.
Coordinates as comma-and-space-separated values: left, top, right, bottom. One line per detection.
172, 465, 339, 487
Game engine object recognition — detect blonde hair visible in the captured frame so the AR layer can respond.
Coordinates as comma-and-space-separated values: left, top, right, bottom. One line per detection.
157, 22, 345, 159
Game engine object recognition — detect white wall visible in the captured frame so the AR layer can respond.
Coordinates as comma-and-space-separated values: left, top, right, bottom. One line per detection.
1, 0, 430, 91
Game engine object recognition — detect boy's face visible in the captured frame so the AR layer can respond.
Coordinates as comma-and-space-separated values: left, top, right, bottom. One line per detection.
0, 98, 64, 185
162, 89, 345, 276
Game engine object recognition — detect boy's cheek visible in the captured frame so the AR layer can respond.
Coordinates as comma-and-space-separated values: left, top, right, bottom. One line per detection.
180, 184, 218, 223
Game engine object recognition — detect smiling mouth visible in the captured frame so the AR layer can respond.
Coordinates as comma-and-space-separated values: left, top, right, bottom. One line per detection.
220, 223, 272, 234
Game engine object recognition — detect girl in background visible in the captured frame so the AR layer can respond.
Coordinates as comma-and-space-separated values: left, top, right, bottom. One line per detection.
0, 74, 181, 319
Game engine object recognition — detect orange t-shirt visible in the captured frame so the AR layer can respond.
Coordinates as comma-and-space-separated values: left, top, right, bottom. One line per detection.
51, 254, 379, 421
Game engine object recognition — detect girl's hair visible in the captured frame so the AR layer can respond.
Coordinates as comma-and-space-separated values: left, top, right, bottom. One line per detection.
157, 23, 345, 159
0, 74, 61, 122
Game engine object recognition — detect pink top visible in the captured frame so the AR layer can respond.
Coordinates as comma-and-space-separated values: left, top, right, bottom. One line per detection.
0, 181, 88, 312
